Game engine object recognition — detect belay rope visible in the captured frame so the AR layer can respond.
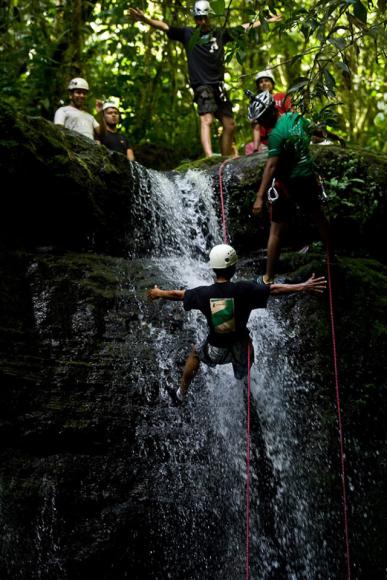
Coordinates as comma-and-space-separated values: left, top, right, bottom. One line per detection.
326, 247, 352, 579
217, 161, 352, 579
218, 159, 252, 579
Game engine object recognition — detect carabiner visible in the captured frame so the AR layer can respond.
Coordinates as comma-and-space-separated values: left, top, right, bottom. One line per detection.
267, 178, 279, 202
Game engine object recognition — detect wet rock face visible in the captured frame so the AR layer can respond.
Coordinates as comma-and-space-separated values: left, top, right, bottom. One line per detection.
1, 101, 387, 578
0, 251, 249, 579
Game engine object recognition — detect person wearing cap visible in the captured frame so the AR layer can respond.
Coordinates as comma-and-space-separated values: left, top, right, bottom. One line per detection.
147, 243, 326, 405
54, 78, 100, 141
245, 69, 292, 155
250, 92, 331, 285
98, 102, 135, 161
129, 2, 281, 158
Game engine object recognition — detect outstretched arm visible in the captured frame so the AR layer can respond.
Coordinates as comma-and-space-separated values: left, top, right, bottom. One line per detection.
147, 286, 185, 301
269, 274, 327, 295
242, 13, 282, 30
129, 7, 169, 32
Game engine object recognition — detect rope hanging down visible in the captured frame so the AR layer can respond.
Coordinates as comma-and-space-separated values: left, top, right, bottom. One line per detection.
218, 159, 252, 579
245, 342, 252, 580
218, 161, 352, 579
218, 159, 231, 244
326, 250, 352, 580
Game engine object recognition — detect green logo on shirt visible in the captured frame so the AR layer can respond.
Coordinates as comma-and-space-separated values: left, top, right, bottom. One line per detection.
210, 298, 235, 333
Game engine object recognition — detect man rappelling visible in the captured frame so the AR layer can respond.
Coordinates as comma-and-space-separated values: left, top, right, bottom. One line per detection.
148, 244, 326, 405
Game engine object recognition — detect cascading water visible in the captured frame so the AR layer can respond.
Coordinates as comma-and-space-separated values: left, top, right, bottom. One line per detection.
1, 163, 338, 580
131, 165, 332, 578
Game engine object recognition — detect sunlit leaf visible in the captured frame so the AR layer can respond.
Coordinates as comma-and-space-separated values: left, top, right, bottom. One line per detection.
211, 0, 225, 16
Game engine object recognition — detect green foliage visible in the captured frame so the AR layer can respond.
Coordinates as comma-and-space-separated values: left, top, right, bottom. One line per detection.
0, 0, 385, 161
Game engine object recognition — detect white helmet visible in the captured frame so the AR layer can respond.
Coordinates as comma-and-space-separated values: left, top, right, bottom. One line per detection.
255, 70, 275, 85
209, 244, 238, 269
192, 0, 214, 16
102, 101, 119, 112
248, 90, 275, 122
68, 77, 89, 91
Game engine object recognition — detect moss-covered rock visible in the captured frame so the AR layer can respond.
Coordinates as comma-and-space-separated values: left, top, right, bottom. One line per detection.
1, 98, 386, 262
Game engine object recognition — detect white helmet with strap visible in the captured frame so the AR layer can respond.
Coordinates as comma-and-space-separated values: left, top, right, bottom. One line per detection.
192, 0, 214, 16
209, 244, 238, 269
68, 77, 89, 91
102, 101, 119, 112
255, 69, 275, 85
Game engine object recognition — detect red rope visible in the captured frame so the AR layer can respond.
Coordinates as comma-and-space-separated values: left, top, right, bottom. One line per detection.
326, 250, 352, 580
218, 159, 230, 244
218, 159, 252, 578
245, 341, 252, 579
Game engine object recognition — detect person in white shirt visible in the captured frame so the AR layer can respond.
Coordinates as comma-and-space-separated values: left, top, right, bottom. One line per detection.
54, 78, 100, 141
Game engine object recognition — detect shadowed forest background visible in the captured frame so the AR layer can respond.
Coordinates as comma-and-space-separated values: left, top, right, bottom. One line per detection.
0, 0, 386, 168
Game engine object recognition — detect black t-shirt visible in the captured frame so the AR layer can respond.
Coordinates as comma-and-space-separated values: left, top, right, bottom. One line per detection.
183, 280, 270, 347
100, 131, 131, 156
167, 26, 234, 88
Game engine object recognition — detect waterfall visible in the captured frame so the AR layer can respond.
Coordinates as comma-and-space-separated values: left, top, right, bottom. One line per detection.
3, 162, 336, 579
134, 165, 330, 579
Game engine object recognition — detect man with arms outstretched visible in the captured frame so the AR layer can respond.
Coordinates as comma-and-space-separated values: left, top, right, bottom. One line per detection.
129, 1, 281, 157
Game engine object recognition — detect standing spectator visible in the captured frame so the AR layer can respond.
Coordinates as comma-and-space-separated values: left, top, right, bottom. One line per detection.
245, 69, 292, 155
129, 2, 281, 158
98, 101, 135, 161
54, 78, 100, 141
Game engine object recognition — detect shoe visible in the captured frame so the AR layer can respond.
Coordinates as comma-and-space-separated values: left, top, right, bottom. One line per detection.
256, 274, 273, 287
166, 386, 183, 407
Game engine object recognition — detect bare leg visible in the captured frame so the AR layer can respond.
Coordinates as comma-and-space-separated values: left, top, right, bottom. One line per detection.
265, 221, 286, 283
220, 115, 236, 156
200, 113, 215, 157
180, 347, 200, 397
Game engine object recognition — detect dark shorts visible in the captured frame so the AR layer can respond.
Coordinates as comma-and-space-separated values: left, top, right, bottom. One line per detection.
269, 175, 323, 223
196, 335, 253, 380
193, 84, 234, 119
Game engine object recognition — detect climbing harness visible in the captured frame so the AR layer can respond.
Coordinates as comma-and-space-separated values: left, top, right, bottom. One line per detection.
326, 248, 352, 580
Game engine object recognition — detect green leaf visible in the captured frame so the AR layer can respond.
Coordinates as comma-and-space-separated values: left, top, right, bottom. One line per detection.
323, 68, 336, 90
335, 61, 351, 74
353, 0, 367, 23
211, 0, 225, 16
328, 37, 346, 50
236, 50, 246, 65
287, 78, 309, 93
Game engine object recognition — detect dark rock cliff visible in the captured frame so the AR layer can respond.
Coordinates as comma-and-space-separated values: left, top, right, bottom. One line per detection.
1, 101, 387, 578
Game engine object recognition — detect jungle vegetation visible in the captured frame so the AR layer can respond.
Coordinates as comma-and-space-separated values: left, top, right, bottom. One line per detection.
0, 0, 386, 163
